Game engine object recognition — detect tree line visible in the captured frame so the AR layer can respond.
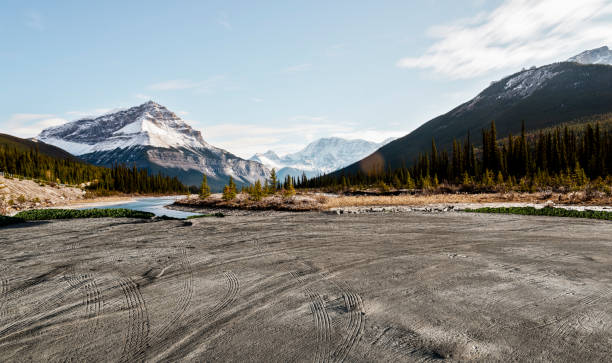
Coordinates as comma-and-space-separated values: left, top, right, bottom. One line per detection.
0, 145, 187, 194
298, 121, 612, 191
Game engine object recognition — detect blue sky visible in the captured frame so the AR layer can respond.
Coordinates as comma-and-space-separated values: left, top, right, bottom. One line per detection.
2, 0, 612, 158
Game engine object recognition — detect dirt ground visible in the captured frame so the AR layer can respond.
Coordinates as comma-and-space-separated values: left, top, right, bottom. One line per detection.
0, 176, 138, 215
1, 212, 611, 362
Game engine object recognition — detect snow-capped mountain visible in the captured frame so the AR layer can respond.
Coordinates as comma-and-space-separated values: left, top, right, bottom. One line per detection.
337, 46, 612, 175
250, 137, 395, 179
567, 46, 612, 65
38, 101, 269, 190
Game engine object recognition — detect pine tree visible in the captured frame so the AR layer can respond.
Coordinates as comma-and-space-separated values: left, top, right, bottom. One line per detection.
222, 176, 237, 201
284, 176, 296, 197
199, 174, 211, 198
269, 168, 278, 193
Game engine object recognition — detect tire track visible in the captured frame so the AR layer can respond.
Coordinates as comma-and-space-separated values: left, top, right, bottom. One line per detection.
118, 277, 150, 363
0, 275, 84, 343
290, 271, 332, 363
206, 271, 240, 321
151, 247, 194, 343
154, 271, 240, 362
331, 281, 365, 363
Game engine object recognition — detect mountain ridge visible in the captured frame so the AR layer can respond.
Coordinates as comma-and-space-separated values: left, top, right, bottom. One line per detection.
250, 136, 395, 179
336, 47, 612, 175
38, 101, 269, 190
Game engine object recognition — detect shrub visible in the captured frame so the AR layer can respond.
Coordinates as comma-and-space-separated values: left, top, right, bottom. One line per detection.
14, 208, 155, 220
0, 215, 25, 227
17, 195, 26, 203
462, 206, 612, 221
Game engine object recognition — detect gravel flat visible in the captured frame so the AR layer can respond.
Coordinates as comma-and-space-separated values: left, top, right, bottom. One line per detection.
0, 212, 611, 362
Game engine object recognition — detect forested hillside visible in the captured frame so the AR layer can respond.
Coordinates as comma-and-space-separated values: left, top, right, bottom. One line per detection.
301, 121, 612, 192
0, 139, 187, 194
337, 62, 612, 175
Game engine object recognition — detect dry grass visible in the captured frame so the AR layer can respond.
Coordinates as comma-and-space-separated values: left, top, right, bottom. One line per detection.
323, 192, 612, 209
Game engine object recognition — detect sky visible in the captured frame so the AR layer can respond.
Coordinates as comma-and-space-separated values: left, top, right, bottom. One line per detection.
1, 0, 612, 158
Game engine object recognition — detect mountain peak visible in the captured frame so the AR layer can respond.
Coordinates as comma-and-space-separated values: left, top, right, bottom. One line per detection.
38, 102, 209, 155
567, 46, 612, 65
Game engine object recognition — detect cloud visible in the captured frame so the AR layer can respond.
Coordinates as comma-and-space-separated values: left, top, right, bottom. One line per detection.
217, 12, 232, 30
134, 93, 152, 101
65, 108, 112, 118
8, 113, 54, 122
198, 116, 408, 158
147, 76, 225, 93
148, 79, 201, 91
281, 63, 312, 73
251, 97, 264, 103
397, 0, 612, 79
25, 12, 44, 30
5, 114, 67, 138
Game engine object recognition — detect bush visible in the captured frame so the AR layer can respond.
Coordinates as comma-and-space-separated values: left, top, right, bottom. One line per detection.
462, 206, 612, 221
14, 208, 155, 221
0, 215, 25, 227
17, 195, 26, 203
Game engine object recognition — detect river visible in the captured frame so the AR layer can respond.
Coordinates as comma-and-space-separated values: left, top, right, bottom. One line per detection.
79, 196, 200, 219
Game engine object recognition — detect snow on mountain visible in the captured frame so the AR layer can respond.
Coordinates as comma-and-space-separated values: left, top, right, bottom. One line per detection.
568, 46, 612, 66
250, 137, 395, 178
37, 101, 269, 189
38, 101, 212, 155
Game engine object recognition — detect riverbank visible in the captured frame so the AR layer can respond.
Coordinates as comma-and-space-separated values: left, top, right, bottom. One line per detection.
172, 190, 612, 215
0, 175, 188, 215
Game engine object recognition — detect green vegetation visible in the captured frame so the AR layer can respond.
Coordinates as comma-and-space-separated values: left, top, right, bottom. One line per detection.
0, 215, 25, 226
283, 175, 296, 197
199, 174, 211, 198
14, 208, 155, 220
0, 142, 188, 195
222, 176, 237, 201
463, 206, 612, 221
301, 121, 612, 193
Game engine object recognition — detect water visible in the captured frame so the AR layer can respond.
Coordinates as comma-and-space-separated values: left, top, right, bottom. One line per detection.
80, 196, 200, 219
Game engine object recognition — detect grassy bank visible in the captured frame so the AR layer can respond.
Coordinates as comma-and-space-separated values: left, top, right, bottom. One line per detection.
462, 206, 612, 221
0, 208, 224, 227
14, 208, 155, 221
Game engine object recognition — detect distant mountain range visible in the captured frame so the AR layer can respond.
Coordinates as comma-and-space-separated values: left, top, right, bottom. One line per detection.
337, 46, 612, 175
250, 137, 395, 179
38, 101, 269, 190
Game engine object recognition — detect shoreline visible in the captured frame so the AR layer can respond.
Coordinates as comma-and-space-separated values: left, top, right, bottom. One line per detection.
171, 192, 612, 216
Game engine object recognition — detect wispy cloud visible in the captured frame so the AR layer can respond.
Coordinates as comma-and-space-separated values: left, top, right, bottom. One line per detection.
66, 108, 112, 118
5, 114, 67, 137
281, 63, 312, 73
251, 97, 264, 103
147, 76, 225, 93
199, 116, 407, 158
148, 79, 201, 91
134, 93, 152, 101
25, 11, 44, 30
397, 0, 612, 79
217, 12, 232, 30
8, 113, 54, 122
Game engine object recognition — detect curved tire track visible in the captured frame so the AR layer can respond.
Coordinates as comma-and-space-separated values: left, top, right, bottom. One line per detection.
119, 277, 150, 363
151, 247, 194, 343
331, 281, 365, 363
290, 271, 332, 363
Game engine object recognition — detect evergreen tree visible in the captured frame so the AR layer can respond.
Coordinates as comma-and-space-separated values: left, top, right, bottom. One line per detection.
199, 174, 211, 198
284, 176, 296, 197
269, 168, 278, 193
